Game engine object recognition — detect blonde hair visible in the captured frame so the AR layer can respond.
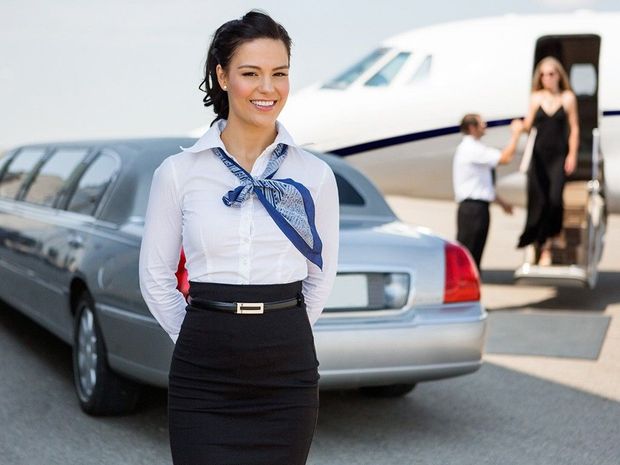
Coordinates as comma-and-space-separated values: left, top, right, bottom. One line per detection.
531, 56, 572, 92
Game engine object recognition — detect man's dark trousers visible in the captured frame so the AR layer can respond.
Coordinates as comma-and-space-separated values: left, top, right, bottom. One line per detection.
456, 198, 490, 271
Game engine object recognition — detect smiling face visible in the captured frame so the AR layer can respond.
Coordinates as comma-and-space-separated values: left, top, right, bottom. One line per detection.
216, 38, 290, 130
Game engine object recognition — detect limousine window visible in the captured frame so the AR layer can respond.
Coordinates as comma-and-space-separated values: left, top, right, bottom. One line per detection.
0, 153, 10, 172
67, 153, 118, 216
0, 148, 46, 199
335, 173, 365, 206
24, 148, 89, 207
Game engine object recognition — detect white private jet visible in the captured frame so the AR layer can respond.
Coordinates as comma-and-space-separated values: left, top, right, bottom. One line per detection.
191, 11, 617, 287
276, 10, 618, 288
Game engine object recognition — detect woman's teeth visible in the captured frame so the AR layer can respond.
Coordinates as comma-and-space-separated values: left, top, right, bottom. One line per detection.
252, 100, 275, 107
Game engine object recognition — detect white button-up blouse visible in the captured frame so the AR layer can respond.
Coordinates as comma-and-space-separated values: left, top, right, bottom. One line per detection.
138, 120, 340, 343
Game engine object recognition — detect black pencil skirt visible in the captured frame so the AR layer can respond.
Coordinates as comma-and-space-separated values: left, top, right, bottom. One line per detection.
168, 281, 320, 465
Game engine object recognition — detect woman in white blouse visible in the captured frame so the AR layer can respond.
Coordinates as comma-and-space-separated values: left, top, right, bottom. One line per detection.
138, 10, 339, 465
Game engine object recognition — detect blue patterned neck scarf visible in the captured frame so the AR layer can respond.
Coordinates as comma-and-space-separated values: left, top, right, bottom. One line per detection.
212, 144, 323, 269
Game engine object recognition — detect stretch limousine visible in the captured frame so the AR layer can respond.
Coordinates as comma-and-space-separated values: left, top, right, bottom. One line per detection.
0, 139, 486, 415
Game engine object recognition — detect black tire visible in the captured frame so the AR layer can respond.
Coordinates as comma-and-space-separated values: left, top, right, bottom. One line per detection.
359, 383, 416, 398
72, 292, 141, 415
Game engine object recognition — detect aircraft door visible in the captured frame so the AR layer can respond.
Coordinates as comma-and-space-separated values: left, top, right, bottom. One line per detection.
515, 34, 607, 288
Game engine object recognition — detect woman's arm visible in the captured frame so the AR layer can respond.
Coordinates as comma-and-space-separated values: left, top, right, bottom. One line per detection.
563, 91, 580, 175
522, 92, 541, 132
302, 166, 340, 326
138, 158, 187, 343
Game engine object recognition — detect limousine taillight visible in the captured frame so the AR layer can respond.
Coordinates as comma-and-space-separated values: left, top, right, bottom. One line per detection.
176, 249, 190, 299
443, 242, 480, 303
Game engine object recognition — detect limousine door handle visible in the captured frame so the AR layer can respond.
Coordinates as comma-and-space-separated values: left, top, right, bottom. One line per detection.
68, 234, 84, 248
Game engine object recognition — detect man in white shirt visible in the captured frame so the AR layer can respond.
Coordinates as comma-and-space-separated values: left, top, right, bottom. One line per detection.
453, 114, 523, 271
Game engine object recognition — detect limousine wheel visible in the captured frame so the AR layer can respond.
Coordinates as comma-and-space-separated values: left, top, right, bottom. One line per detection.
359, 383, 416, 398
72, 292, 141, 415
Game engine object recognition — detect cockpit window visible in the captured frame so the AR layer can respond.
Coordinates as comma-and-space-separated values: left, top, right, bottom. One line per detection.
322, 48, 389, 90
365, 52, 411, 87
409, 55, 432, 83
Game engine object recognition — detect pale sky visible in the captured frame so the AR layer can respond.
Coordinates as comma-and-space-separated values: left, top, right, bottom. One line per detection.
1, 0, 619, 148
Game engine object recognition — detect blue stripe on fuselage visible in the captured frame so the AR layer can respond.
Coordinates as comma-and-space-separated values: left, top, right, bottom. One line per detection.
331, 112, 620, 156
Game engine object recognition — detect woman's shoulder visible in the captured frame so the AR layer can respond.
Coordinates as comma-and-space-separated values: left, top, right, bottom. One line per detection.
561, 89, 577, 103
157, 148, 196, 172
287, 146, 336, 190
290, 146, 332, 172
151, 150, 199, 190
530, 90, 545, 102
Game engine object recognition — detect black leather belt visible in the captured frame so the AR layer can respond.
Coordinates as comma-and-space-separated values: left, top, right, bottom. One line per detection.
461, 198, 490, 205
189, 296, 301, 314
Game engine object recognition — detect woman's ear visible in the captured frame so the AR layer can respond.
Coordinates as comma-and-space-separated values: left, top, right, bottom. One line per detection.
216, 64, 227, 90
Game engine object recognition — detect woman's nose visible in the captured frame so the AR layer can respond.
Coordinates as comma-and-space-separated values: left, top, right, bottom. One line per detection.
259, 77, 274, 92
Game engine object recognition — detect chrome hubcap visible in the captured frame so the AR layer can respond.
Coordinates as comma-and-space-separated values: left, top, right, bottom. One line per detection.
77, 307, 98, 398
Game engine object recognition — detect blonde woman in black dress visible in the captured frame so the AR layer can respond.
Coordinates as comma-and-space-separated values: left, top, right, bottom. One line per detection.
518, 56, 579, 265
139, 11, 339, 464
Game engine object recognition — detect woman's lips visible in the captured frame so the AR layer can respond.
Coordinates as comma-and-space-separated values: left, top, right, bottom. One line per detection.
251, 100, 277, 111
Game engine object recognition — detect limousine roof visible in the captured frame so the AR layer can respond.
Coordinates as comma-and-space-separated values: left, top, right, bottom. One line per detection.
5, 137, 395, 225
14, 137, 197, 154
11, 136, 377, 177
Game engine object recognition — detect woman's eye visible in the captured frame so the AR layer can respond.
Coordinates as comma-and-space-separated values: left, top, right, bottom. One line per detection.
242, 72, 258, 77
274, 72, 289, 77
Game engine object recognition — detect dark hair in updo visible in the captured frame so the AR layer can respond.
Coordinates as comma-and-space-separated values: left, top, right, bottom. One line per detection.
199, 10, 292, 125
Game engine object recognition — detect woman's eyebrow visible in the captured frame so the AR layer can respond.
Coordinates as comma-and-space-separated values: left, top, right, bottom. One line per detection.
237, 65, 290, 70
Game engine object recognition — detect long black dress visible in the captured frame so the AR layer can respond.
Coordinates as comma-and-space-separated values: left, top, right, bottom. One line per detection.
168, 281, 319, 465
518, 105, 569, 248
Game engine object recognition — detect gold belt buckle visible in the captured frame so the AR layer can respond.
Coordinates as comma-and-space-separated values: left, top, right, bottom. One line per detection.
236, 302, 264, 314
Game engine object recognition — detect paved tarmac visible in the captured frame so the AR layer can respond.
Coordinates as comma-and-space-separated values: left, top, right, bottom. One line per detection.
387, 195, 620, 402
1, 302, 619, 465
0, 197, 618, 464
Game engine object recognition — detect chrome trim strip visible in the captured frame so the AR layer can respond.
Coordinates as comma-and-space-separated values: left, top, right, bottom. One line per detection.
96, 302, 159, 327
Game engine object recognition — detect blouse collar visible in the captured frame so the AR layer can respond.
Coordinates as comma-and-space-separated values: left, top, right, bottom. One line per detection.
180, 119, 297, 154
